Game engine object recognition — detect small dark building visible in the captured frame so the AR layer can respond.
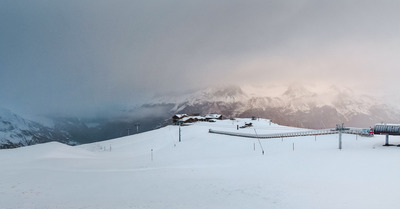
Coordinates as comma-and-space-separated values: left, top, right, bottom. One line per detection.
374, 124, 400, 135
172, 114, 188, 123
373, 123, 400, 146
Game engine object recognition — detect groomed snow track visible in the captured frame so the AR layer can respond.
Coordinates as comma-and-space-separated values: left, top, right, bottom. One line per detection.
209, 128, 369, 139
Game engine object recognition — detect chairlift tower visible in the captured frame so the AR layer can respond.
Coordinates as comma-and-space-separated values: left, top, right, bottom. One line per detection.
336, 123, 349, 150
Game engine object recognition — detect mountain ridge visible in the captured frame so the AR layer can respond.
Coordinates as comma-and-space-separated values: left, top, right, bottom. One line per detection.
2, 84, 399, 148
0, 108, 75, 148
147, 85, 400, 128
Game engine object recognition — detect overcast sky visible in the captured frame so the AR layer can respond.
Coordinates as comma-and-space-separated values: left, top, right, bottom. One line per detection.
1, 0, 400, 117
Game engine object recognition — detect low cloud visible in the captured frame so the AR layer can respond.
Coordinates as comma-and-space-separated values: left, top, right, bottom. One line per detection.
1, 0, 399, 116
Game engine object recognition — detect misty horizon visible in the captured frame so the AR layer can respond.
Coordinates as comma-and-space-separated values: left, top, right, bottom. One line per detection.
1, 0, 400, 117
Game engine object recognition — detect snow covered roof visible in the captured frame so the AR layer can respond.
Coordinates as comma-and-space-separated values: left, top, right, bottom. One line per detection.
374, 123, 400, 126
178, 116, 206, 122
173, 114, 188, 118
205, 114, 222, 119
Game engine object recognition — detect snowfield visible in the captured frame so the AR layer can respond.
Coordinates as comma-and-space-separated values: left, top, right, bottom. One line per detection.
1, 118, 399, 209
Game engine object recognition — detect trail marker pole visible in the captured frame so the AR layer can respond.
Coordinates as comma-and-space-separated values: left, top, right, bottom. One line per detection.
179, 123, 181, 142
254, 129, 265, 155
151, 149, 153, 161
339, 128, 342, 150
135, 123, 140, 134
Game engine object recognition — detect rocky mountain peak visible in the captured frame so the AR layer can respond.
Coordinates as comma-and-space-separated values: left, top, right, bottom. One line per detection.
145, 84, 400, 129
200, 85, 247, 102
0, 108, 74, 149
282, 84, 315, 99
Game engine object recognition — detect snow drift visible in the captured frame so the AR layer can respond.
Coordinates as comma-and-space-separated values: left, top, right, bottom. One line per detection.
0, 118, 399, 209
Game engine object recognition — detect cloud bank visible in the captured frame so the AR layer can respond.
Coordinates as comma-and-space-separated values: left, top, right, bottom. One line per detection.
1, 0, 400, 116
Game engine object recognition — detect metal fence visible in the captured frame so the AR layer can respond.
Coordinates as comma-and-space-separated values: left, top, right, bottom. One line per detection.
209, 128, 371, 139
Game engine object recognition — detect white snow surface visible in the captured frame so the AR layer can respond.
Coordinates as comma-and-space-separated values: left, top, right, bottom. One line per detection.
1, 118, 399, 209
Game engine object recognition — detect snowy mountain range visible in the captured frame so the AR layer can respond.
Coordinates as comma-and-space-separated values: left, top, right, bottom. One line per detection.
0, 107, 168, 149
0, 108, 75, 148
2, 84, 399, 148
148, 85, 400, 129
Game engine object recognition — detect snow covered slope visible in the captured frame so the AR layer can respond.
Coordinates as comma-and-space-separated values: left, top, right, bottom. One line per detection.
1, 119, 399, 209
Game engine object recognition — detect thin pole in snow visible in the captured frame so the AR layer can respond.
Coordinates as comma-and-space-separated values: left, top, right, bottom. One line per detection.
135, 123, 140, 134
254, 129, 265, 155
179, 123, 181, 142
151, 149, 153, 161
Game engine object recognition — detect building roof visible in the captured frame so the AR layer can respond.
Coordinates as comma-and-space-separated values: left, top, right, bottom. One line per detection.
173, 114, 188, 118
179, 116, 206, 122
205, 114, 222, 119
